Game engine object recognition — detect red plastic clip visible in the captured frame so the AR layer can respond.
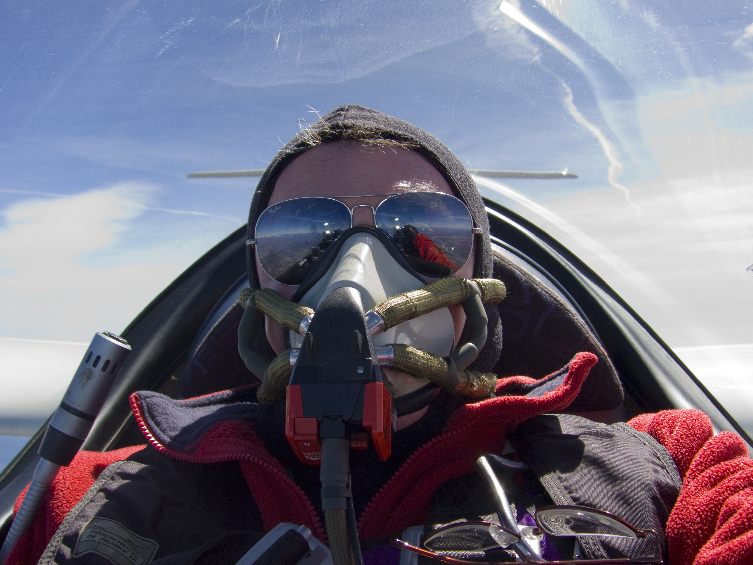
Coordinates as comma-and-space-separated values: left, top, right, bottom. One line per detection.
363, 382, 392, 462
285, 385, 322, 464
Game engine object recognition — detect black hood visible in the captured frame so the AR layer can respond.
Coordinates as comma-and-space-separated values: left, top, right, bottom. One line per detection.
245, 104, 501, 371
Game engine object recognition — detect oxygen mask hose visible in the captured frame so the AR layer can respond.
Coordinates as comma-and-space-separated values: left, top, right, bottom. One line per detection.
236, 287, 314, 389
285, 286, 387, 565
0, 332, 131, 564
321, 438, 358, 565
236, 280, 504, 564
240, 278, 506, 405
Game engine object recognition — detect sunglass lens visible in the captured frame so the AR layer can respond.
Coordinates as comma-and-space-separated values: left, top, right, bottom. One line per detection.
423, 523, 504, 552
536, 508, 638, 538
255, 198, 351, 285
376, 192, 473, 277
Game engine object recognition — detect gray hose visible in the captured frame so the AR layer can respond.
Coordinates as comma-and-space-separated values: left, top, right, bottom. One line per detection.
448, 281, 487, 373
320, 438, 359, 565
237, 292, 271, 381
0, 460, 60, 564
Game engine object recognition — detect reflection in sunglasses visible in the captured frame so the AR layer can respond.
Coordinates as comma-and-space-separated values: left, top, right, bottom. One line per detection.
250, 193, 476, 285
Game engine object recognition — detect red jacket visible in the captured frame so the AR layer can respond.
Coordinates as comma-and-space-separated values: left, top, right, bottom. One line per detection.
7, 351, 753, 564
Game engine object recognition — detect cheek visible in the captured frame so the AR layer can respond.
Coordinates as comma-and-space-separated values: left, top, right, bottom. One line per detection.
448, 304, 467, 347
447, 237, 475, 346
265, 317, 287, 356
257, 253, 297, 355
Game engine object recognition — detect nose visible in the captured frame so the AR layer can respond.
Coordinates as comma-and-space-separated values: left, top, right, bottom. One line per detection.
351, 204, 376, 227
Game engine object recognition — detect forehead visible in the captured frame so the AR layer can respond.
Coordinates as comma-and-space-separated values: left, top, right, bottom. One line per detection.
268, 141, 454, 205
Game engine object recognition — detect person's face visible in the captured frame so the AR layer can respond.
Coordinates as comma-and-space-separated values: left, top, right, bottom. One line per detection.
256, 141, 475, 398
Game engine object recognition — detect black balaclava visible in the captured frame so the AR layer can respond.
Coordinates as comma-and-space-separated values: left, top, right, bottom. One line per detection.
246, 104, 502, 372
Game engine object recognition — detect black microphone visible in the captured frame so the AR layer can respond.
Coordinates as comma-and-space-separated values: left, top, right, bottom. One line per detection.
0, 332, 130, 564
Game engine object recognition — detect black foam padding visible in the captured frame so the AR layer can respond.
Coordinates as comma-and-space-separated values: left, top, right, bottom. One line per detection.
38, 426, 84, 467
492, 252, 624, 412
253, 529, 310, 565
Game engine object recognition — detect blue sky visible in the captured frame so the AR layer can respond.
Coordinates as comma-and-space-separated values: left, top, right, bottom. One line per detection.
1, 0, 752, 352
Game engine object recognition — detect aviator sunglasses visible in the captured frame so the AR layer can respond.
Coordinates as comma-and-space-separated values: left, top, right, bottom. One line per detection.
248, 192, 479, 285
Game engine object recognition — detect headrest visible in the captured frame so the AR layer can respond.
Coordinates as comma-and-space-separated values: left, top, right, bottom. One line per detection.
491, 251, 624, 413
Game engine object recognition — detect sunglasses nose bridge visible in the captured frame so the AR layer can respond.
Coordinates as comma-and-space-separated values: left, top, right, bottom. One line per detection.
350, 204, 377, 228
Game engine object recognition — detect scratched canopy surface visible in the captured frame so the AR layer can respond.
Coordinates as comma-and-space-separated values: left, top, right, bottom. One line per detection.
0, 0, 752, 440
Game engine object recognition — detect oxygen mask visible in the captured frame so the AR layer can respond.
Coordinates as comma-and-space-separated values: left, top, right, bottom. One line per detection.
237, 105, 505, 564
238, 198, 506, 465
289, 230, 457, 396
238, 227, 506, 411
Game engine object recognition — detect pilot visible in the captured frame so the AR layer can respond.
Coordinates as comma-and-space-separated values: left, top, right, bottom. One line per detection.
4, 105, 753, 565
245, 105, 500, 412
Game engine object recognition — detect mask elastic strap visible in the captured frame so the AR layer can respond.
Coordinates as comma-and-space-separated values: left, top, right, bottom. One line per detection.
238, 278, 506, 404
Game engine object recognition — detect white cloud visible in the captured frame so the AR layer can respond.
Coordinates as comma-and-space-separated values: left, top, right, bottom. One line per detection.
734, 22, 753, 58
0, 338, 88, 434
0, 184, 146, 268
540, 171, 753, 349
474, 175, 673, 304
636, 79, 753, 180
477, 70, 753, 349
560, 81, 632, 206
0, 184, 235, 342
673, 343, 753, 434
534, 77, 753, 349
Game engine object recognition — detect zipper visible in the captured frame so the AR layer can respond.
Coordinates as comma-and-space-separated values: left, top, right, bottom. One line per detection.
356, 354, 596, 536
356, 396, 559, 534
357, 416, 481, 534
129, 394, 326, 541
131, 352, 591, 544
